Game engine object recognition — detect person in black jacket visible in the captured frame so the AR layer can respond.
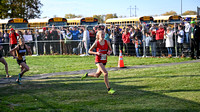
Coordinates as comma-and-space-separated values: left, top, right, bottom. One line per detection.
189, 21, 200, 59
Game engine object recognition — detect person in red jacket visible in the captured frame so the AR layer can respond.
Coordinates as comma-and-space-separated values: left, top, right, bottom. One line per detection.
9, 28, 19, 49
122, 28, 131, 56
9, 28, 19, 58
156, 23, 165, 57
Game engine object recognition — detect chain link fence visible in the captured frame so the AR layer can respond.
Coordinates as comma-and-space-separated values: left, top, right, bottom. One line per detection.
0, 21, 200, 58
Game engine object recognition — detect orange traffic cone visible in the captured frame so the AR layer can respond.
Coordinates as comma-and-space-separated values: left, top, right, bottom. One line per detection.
118, 50, 125, 68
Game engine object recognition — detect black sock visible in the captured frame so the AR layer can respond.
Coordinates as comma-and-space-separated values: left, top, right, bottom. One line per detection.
108, 88, 111, 91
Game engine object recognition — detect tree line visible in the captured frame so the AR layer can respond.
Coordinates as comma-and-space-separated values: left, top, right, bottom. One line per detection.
0, 0, 43, 19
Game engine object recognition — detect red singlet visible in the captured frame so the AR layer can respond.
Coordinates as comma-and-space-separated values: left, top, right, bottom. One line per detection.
95, 40, 108, 63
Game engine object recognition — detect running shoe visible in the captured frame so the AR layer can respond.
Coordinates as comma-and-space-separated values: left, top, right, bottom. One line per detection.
6, 74, 11, 78
16, 79, 21, 85
108, 88, 116, 95
81, 72, 88, 80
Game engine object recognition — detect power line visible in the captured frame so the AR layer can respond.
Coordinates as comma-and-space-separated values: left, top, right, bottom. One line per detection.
134, 5, 138, 17
127, 6, 134, 17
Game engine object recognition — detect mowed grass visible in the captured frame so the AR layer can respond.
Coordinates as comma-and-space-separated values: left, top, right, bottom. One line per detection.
0, 62, 200, 112
0, 55, 191, 78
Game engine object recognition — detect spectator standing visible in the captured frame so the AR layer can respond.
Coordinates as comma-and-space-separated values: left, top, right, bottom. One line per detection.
143, 33, 152, 56
189, 21, 200, 59
149, 24, 157, 57
110, 28, 120, 56
65, 29, 72, 54
82, 27, 90, 55
177, 25, 184, 57
71, 27, 80, 49
129, 27, 135, 56
133, 36, 141, 57
104, 27, 110, 42
122, 28, 131, 56
44, 28, 51, 55
3, 30, 9, 57
184, 21, 191, 43
50, 25, 60, 54
133, 27, 143, 56
0, 32, 4, 56
164, 27, 174, 58
36, 30, 44, 55
156, 23, 165, 57
90, 27, 96, 45
9, 28, 19, 58
60, 27, 67, 54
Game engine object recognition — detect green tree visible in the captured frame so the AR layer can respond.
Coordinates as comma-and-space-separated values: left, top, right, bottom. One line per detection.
93, 15, 104, 23
0, 0, 43, 19
65, 14, 82, 19
105, 13, 118, 21
0, 0, 9, 18
182, 10, 197, 15
161, 11, 177, 16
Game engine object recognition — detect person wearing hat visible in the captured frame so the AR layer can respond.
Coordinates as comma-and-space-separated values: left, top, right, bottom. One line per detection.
189, 21, 200, 59
9, 28, 19, 58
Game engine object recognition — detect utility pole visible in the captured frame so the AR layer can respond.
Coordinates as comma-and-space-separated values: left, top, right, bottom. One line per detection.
135, 5, 137, 17
128, 6, 134, 17
181, 0, 182, 16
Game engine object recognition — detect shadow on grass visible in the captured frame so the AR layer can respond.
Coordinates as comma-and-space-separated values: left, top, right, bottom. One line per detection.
0, 76, 200, 112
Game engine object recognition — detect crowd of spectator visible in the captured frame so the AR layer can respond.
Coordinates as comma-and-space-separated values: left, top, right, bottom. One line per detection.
0, 21, 200, 59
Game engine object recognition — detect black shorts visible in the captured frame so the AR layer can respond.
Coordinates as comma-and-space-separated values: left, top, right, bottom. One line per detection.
0, 53, 2, 58
17, 60, 26, 65
95, 62, 107, 66
11, 44, 17, 49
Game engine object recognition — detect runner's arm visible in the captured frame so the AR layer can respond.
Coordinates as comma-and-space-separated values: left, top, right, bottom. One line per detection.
88, 41, 99, 55
10, 45, 19, 58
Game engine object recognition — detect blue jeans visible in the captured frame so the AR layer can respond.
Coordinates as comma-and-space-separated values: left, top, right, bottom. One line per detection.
135, 47, 140, 57
167, 47, 173, 55
151, 42, 156, 57
185, 32, 190, 43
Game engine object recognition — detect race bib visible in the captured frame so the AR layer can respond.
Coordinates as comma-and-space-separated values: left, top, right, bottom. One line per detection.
22, 56, 26, 61
100, 54, 107, 60
191, 33, 194, 39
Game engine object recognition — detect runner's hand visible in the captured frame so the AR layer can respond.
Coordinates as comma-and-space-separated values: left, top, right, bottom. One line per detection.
96, 52, 101, 56
107, 50, 111, 55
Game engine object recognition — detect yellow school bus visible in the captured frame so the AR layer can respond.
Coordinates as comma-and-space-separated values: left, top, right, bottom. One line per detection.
182, 15, 200, 22
28, 17, 67, 28
67, 17, 98, 26
0, 18, 28, 32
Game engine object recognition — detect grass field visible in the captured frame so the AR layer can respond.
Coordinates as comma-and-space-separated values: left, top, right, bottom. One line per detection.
0, 60, 200, 111
0, 55, 191, 78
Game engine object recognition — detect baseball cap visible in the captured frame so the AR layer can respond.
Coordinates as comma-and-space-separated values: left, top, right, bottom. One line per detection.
10, 28, 14, 31
190, 21, 196, 24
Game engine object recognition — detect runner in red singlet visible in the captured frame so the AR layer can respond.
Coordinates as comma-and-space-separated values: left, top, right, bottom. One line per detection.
81, 30, 115, 94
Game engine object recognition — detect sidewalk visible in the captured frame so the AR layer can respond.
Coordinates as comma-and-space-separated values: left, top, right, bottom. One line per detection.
1, 59, 200, 85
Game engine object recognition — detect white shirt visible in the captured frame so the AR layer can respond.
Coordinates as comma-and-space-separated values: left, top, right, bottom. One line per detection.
83, 30, 90, 42
164, 31, 174, 47
177, 30, 184, 43
185, 22, 191, 33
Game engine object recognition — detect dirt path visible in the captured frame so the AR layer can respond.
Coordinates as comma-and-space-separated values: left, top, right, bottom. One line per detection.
1, 59, 200, 85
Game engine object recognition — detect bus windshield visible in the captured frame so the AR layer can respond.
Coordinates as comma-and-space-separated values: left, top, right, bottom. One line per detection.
81, 21, 98, 26
49, 22, 67, 26
7, 23, 28, 29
